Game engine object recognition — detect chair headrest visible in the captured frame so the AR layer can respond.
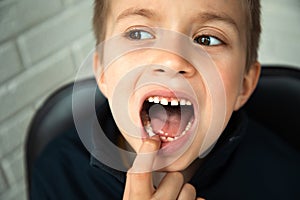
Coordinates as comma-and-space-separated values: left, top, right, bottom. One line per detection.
244, 66, 300, 151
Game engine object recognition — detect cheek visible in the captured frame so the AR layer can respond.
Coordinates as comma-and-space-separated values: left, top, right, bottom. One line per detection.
217, 61, 245, 112
102, 58, 135, 98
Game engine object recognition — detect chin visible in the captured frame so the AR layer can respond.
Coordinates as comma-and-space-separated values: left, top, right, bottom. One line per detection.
158, 153, 196, 172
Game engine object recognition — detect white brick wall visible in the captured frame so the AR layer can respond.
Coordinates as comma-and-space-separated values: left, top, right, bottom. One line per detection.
259, 0, 300, 67
0, 0, 63, 43
17, 1, 92, 67
0, 1, 299, 200
0, 0, 95, 199
0, 42, 23, 84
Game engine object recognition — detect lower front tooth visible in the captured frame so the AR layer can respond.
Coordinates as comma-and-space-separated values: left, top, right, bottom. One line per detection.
167, 137, 174, 142
148, 129, 156, 137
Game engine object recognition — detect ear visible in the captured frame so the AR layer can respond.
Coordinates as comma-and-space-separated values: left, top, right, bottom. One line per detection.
93, 52, 108, 97
234, 61, 261, 111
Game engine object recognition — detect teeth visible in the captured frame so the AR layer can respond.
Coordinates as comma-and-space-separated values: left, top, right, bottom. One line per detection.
160, 136, 167, 140
186, 100, 192, 106
145, 124, 156, 137
144, 118, 194, 142
159, 136, 177, 142
180, 99, 186, 105
160, 98, 168, 105
144, 96, 194, 142
185, 121, 192, 131
148, 97, 154, 102
147, 96, 192, 106
171, 99, 179, 106
153, 96, 160, 103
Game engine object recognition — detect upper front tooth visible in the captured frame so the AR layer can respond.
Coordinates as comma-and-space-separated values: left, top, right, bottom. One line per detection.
186, 100, 192, 106
180, 99, 186, 105
153, 97, 160, 103
171, 99, 179, 106
148, 97, 154, 102
160, 98, 168, 105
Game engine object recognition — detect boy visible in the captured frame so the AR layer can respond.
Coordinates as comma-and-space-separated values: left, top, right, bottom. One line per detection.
31, 0, 300, 199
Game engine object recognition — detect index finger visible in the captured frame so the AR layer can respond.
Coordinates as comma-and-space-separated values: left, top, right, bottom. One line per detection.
126, 136, 161, 199
131, 135, 161, 173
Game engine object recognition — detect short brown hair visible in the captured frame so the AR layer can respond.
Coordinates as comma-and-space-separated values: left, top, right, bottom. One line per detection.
92, 0, 261, 69
243, 0, 262, 70
93, 0, 110, 45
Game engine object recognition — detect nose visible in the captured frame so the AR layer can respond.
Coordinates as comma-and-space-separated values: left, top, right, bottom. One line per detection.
151, 51, 196, 78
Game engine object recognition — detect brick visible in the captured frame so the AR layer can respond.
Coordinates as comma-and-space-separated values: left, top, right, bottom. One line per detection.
0, 49, 75, 122
0, 177, 26, 200
71, 32, 95, 69
0, 167, 8, 195
1, 148, 24, 185
10, 186, 27, 200
62, 0, 82, 6
10, 187, 27, 200
260, 0, 300, 68
0, 107, 34, 159
17, 1, 93, 67
0, 42, 23, 84
0, 0, 62, 43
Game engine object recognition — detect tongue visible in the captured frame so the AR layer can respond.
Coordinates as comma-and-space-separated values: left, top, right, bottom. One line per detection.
148, 104, 193, 137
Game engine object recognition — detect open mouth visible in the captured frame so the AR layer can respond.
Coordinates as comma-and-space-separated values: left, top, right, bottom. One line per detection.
140, 95, 195, 146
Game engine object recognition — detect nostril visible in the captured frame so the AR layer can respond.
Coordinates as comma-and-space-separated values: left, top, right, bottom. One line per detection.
179, 71, 186, 74
155, 69, 165, 73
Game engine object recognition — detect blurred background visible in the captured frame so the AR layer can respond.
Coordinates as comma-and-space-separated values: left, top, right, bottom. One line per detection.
0, 0, 299, 199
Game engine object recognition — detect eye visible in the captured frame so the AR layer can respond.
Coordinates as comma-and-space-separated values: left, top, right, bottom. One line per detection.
193, 35, 223, 46
125, 29, 154, 40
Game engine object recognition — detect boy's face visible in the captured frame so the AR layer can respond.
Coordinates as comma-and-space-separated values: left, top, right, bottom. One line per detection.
94, 0, 260, 171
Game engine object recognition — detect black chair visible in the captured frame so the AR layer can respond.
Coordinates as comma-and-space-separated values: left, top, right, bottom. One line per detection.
25, 65, 300, 196
244, 66, 300, 150
25, 78, 106, 194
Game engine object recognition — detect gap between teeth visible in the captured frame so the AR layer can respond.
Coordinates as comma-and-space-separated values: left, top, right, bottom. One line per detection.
148, 96, 192, 106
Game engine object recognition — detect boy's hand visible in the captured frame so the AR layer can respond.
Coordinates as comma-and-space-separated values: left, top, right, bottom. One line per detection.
123, 136, 205, 200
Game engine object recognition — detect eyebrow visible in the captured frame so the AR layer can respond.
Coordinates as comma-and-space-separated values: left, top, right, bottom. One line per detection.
116, 7, 157, 22
195, 11, 239, 32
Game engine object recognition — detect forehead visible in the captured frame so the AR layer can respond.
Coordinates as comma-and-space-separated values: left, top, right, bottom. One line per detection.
109, 0, 247, 30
